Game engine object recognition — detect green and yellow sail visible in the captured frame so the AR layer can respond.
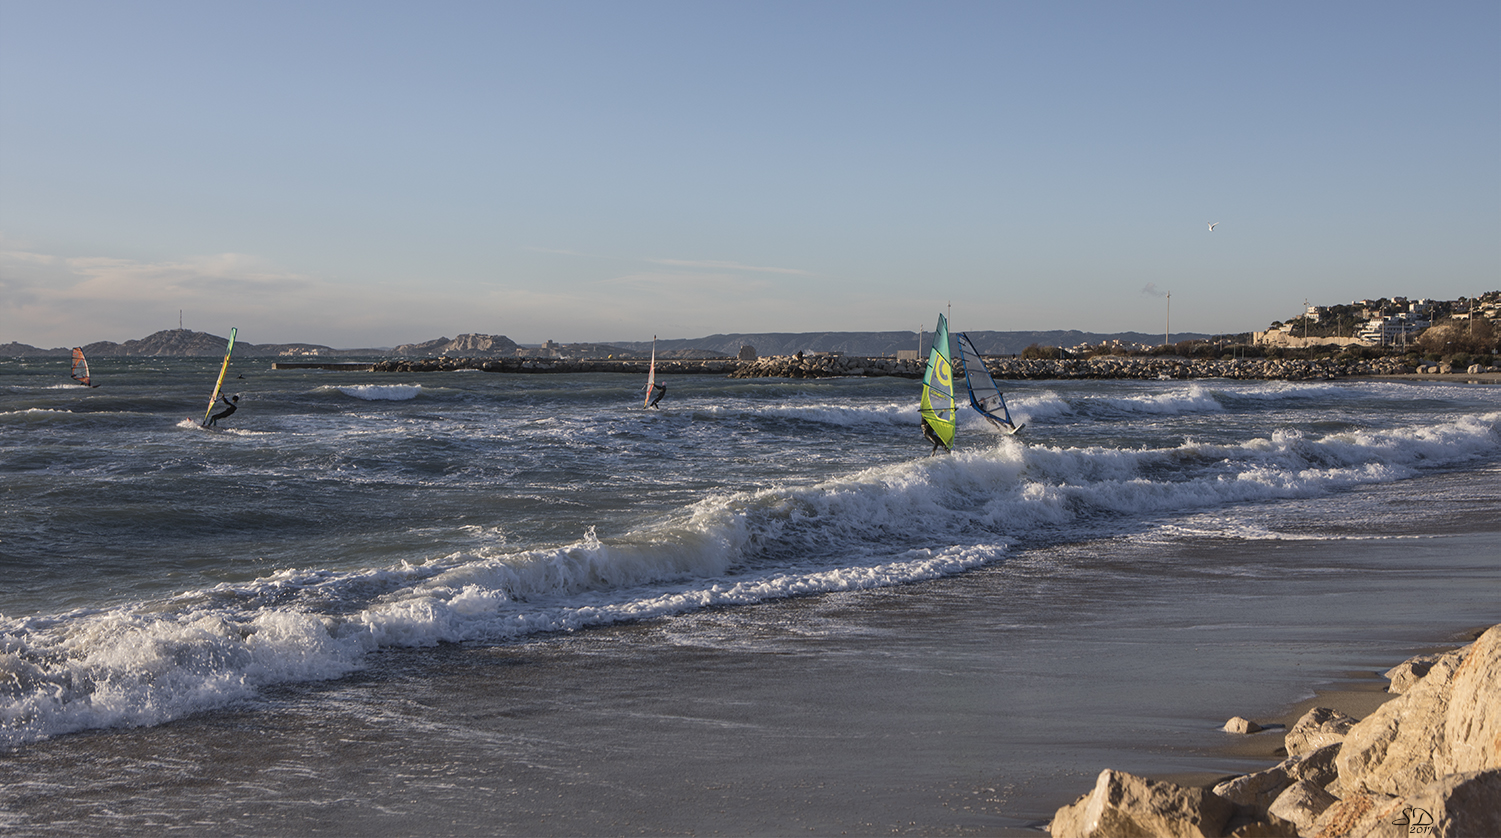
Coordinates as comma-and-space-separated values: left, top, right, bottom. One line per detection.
920, 314, 957, 451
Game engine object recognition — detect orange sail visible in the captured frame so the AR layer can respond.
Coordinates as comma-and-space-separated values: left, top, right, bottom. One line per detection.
70, 348, 95, 387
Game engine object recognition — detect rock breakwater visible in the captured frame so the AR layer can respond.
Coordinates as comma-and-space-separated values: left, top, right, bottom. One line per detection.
733, 354, 1444, 380
370, 357, 742, 374
368, 353, 1479, 381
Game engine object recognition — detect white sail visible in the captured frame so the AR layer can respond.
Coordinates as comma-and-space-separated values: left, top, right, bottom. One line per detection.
643, 336, 657, 408
956, 333, 1021, 434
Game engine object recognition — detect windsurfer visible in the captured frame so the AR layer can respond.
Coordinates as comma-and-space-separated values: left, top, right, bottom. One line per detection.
922, 418, 947, 455
205, 394, 239, 427
647, 382, 667, 408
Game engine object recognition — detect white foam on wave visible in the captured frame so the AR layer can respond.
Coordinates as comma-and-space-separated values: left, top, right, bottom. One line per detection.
1139, 521, 1429, 543
1076, 383, 1227, 417
1215, 380, 1351, 401
964, 381, 1360, 429
1005, 390, 1072, 426
3, 409, 1496, 747
696, 400, 915, 428
1, 408, 74, 418
170, 417, 271, 435
329, 384, 423, 401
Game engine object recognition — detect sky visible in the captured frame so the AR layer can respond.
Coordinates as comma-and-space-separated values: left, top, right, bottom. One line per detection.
2, 1, 1497, 348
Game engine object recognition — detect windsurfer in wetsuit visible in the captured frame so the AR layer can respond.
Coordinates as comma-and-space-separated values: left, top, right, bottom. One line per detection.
922, 417, 947, 455
647, 382, 667, 408
205, 394, 239, 427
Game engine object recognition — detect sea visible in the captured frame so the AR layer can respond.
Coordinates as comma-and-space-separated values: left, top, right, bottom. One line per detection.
2, 357, 1498, 835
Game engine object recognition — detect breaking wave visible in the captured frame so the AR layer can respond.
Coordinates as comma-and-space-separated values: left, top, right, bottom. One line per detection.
2, 409, 1496, 747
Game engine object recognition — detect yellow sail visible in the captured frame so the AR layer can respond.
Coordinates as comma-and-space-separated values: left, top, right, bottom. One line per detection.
919, 314, 956, 450
202, 328, 237, 425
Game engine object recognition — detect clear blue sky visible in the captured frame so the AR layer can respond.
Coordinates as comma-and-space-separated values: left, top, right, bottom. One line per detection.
2, 1, 1497, 348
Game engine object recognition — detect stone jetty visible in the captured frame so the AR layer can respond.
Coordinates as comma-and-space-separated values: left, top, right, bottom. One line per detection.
369, 357, 742, 374
1047, 624, 1501, 838
362, 353, 1499, 381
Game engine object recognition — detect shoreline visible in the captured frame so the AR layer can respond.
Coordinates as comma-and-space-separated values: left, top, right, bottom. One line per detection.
1164, 623, 1492, 792
341, 355, 1501, 383
1054, 621, 1499, 837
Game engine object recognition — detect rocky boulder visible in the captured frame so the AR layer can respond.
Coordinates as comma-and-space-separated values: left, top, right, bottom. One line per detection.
1284, 707, 1358, 757
1266, 778, 1338, 833
1384, 653, 1443, 694
1335, 648, 1466, 796
1435, 629, 1501, 777
1224, 716, 1264, 734
1213, 744, 1340, 811
1048, 769, 1234, 838
1406, 769, 1501, 837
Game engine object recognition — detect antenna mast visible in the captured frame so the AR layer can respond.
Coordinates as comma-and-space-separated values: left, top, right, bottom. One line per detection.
1164, 292, 1171, 347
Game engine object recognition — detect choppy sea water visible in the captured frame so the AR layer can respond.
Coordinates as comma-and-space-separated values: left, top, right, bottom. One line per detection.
2, 357, 1499, 834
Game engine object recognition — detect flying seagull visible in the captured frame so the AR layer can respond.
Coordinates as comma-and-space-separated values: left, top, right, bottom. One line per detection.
1207, 221, 1219, 232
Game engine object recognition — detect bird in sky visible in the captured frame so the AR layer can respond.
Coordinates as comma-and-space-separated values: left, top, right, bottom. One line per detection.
1207, 221, 1219, 232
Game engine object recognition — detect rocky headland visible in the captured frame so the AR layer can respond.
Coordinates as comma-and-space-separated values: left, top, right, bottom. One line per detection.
1047, 624, 1501, 838
1, 330, 382, 358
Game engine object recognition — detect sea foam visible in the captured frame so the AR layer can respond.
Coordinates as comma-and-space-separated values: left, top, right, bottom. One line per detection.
2, 408, 1496, 747
331, 384, 423, 401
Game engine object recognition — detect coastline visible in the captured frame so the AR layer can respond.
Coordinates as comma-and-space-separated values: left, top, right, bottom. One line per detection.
1054, 619, 1499, 837
352, 354, 1501, 383
1185, 623, 1492, 782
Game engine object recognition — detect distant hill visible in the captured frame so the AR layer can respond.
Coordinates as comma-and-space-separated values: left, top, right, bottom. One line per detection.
393, 334, 519, 357
1, 330, 386, 358
3, 328, 1221, 359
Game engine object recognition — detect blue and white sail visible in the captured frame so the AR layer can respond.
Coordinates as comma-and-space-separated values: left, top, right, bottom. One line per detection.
956, 332, 1021, 434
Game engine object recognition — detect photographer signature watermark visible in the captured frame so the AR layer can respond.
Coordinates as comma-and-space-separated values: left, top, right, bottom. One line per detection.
1394, 806, 1434, 834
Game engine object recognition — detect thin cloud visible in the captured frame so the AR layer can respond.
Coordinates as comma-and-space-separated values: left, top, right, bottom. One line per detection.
524, 246, 609, 259
599, 270, 774, 296
522, 248, 815, 276
59, 253, 314, 299
648, 258, 814, 276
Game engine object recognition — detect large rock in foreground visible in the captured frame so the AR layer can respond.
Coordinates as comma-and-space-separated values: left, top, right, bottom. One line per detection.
1048, 769, 1236, 838
1049, 625, 1501, 838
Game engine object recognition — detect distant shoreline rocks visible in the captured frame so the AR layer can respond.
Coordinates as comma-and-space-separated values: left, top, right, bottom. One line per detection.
367, 357, 744, 374
362, 353, 1501, 381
